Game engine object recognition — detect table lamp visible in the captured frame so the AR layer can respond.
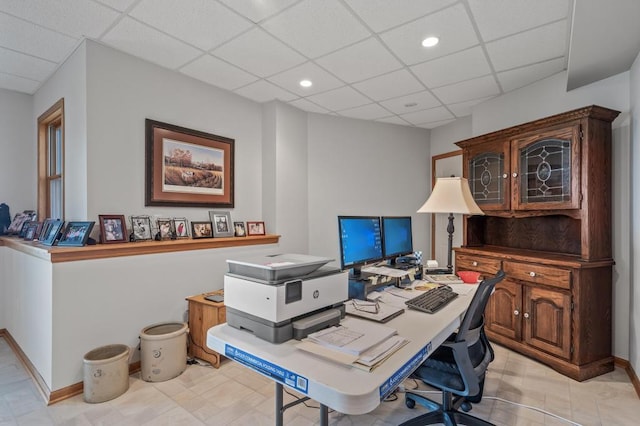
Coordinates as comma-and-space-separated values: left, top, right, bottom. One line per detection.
417, 177, 484, 272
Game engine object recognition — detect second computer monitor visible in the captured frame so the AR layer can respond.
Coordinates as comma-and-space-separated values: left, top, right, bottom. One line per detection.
382, 216, 414, 260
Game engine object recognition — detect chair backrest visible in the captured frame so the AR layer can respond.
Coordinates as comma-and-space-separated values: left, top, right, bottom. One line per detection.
455, 270, 505, 344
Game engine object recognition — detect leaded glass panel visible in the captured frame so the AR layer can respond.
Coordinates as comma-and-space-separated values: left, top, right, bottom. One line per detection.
469, 153, 504, 204
519, 139, 571, 203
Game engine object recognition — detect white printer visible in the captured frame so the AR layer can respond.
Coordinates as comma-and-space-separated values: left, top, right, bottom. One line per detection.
224, 254, 348, 343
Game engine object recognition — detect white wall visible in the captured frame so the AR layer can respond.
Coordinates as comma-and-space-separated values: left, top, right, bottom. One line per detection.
629, 51, 640, 374
85, 41, 264, 232
430, 70, 633, 360
33, 43, 87, 221
307, 113, 431, 266
0, 89, 34, 216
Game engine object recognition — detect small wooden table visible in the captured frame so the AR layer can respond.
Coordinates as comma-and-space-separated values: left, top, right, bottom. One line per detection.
186, 290, 226, 368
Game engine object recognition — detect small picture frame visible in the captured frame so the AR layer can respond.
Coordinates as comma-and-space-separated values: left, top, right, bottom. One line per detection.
41, 220, 65, 246
233, 221, 246, 237
247, 221, 265, 236
57, 221, 95, 247
39, 219, 54, 242
98, 215, 128, 244
191, 221, 213, 239
209, 211, 233, 237
157, 218, 174, 240
173, 218, 189, 238
23, 222, 39, 240
131, 216, 153, 241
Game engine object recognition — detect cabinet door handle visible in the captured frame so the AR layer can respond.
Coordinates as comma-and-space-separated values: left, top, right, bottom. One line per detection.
472, 261, 478, 266
502, 173, 508, 179
524, 312, 530, 319
514, 309, 519, 316
529, 271, 536, 277
512, 172, 518, 178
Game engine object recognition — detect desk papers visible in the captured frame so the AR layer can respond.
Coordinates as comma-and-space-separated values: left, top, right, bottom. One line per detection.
298, 317, 409, 371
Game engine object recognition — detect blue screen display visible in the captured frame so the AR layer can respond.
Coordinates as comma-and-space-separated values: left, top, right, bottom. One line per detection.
382, 216, 413, 258
338, 216, 383, 269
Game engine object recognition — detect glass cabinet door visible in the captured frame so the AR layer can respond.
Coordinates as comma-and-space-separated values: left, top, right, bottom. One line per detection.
511, 125, 580, 210
466, 140, 510, 210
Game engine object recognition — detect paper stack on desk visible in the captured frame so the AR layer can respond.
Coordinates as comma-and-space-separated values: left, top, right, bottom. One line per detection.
297, 317, 409, 371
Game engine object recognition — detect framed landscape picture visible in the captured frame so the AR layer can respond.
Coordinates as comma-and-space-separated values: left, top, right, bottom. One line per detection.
145, 119, 234, 208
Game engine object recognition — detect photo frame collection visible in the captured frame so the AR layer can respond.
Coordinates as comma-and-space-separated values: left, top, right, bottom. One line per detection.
6, 212, 266, 245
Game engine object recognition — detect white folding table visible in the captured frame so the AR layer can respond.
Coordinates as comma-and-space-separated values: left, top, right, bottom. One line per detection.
207, 286, 475, 425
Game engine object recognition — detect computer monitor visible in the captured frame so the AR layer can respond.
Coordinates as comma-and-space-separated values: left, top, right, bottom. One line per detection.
338, 216, 383, 275
382, 216, 414, 261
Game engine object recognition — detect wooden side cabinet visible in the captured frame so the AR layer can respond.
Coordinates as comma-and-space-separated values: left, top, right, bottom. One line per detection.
186, 291, 226, 368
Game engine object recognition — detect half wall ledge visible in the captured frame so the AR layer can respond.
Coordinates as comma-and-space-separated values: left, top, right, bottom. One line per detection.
0, 234, 280, 263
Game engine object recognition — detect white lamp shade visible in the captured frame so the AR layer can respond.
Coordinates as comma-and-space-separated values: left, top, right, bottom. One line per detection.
418, 177, 484, 215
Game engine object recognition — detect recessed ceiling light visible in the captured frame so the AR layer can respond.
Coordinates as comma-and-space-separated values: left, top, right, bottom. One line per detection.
422, 36, 439, 47
299, 79, 312, 88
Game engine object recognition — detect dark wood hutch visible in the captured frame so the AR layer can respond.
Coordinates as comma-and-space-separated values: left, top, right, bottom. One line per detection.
454, 105, 620, 381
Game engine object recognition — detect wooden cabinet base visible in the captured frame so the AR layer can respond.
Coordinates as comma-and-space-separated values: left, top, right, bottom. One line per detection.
487, 330, 614, 381
186, 291, 226, 368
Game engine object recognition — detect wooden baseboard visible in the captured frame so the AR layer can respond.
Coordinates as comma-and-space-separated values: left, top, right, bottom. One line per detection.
615, 356, 640, 399
0, 329, 141, 405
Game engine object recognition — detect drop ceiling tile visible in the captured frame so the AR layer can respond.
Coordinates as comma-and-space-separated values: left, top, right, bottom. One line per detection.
316, 37, 402, 83
305, 86, 371, 111
261, 0, 370, 58
212, 27, 305, 78
338, 103, 392, 120
288, 98, 331, 114
345, 0, 457, 32
376, 115, 412, 126
0, 46, 56, 82
234, 79, 297, 103
487, 20, 567, 72
180, 54, 258, 91
447, 97, 493, 117
468, 0, 570, 42
433, 75, 500, 104
380, 3, 479, 65
400, 106, 454, 125
416, 118, 456, 129
411, 46, 491, 89
0, 71, 39, 93
102, 17, 202, 69
0, 0, 119, 39
379, 90, 441, 115
497, 58, 565, 92
219, 0, 299, 23
130, 0, 251, 51
94, 0, 137, 12
267, 61, 344, 97
0, 12, 78, 62
353, 69, 424, 101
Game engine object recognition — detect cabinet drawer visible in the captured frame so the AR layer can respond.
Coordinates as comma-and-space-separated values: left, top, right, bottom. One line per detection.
503, 261, 571, 289
456, 254, 501, 275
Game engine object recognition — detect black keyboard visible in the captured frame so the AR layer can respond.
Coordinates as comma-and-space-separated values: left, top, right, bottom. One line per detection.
405, 286, 458, 314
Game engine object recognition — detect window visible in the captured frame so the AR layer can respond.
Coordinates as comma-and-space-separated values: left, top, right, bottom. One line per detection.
38, 99, 64, 220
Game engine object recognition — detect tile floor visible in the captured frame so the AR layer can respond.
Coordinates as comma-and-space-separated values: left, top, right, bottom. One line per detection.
1, 336, 639, 425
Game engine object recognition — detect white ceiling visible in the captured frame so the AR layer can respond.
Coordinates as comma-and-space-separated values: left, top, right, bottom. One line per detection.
0, 0, 638, 129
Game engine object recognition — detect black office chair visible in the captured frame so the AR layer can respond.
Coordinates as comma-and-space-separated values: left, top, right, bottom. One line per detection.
401, 270, 506, 426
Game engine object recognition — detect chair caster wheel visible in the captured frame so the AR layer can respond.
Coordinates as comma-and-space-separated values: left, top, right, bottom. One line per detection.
461, 401, 472, 412
405, 398, 416, 409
